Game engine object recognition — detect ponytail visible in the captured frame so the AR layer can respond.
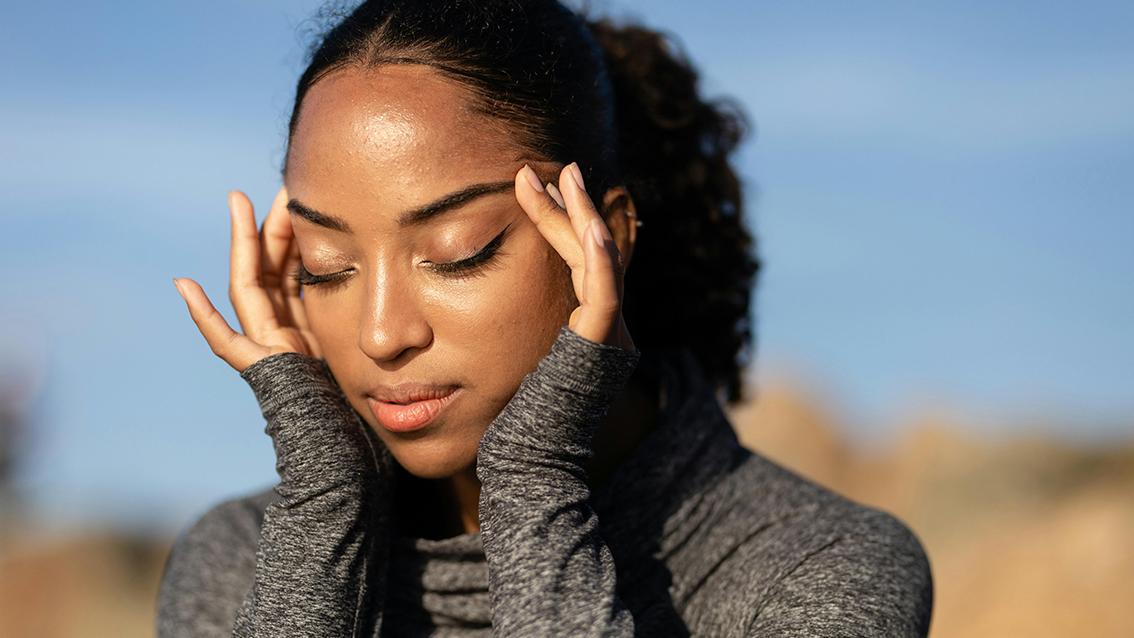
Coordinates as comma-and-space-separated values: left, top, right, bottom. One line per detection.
587, 19, 761, 405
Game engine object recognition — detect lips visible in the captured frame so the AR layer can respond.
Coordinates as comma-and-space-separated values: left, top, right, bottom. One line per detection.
366, 386, 459, 433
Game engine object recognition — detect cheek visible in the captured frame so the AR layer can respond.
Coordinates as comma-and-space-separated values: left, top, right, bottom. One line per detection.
300, 291, 376, 402
302, 292, 357, 350
424, 231, 573, 349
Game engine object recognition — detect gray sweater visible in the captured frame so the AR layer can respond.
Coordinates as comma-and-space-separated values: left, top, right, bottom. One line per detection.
156, 326, 933, 637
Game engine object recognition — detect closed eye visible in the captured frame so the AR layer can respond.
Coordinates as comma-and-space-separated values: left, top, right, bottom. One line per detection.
291, 263, 351, 289
426, 222, 512, 279
290, 222, 513, 289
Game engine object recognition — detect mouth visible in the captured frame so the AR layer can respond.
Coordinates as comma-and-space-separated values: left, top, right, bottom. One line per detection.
366, 388, 460, 433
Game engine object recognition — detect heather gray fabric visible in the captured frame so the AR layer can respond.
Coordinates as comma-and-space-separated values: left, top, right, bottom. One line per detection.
157, 326, 934, 637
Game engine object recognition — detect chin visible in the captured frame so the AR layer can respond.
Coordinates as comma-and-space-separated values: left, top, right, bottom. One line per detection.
381, 431, 480, 479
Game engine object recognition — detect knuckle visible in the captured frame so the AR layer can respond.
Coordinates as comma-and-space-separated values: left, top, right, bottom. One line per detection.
213, 333, 239, 360
592, 297, 620, 315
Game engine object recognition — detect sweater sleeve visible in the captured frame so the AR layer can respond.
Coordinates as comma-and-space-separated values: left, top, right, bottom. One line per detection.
157, 352, 392, 637
475, 326, 641, 637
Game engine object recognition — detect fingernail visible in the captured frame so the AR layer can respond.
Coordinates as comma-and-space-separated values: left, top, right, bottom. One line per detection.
172, 277, 184, 296
521, 164, 543, 192
569, 163, 585, 192
546, 183, 565, 208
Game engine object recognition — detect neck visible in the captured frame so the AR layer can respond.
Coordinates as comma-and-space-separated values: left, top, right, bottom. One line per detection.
446, 464, 483, 535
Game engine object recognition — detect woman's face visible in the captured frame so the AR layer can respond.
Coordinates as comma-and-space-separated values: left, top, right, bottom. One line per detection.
285, 65, 576, 479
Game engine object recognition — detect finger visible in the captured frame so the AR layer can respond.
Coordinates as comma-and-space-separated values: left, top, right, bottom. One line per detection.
574, 218, 623, 344
559, 162, 626, 284
558, 162, 600, 248
174, 277, 266, 372
546, 182, 566, 209
260, 186, 292, 273
228, 190, 282, 339
514, 165, 584, 270
281, 235, 323, 358
282, 237, 309, 332
260, 186, 294, 323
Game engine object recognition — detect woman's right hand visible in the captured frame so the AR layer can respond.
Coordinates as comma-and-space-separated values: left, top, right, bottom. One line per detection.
174, 187, 322, 373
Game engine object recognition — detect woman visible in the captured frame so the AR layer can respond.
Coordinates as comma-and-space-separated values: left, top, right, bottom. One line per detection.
159, 1, 933, 636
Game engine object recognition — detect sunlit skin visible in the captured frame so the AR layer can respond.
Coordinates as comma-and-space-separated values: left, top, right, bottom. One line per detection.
174, 64, 658, 538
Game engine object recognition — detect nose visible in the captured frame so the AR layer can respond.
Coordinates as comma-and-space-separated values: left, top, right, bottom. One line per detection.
357, 265, 433, 364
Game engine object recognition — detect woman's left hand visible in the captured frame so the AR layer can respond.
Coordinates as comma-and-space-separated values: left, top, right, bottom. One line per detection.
514, 162, 636, 352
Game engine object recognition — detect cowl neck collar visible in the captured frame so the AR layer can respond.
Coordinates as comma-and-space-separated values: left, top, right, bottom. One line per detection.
382, 346, 747, 631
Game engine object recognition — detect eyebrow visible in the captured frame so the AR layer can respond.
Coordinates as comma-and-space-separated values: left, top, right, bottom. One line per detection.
287, 180, 515, 233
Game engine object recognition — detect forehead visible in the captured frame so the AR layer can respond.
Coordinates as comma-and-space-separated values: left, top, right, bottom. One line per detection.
286, 65, 522, 222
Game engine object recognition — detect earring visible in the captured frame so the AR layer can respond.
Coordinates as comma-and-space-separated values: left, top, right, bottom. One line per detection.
627, 211, 644, 228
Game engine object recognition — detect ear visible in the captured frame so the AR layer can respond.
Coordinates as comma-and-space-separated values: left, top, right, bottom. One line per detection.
601, 185, 639, 271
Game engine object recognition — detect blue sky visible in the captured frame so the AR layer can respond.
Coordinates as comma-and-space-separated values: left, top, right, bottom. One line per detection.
1, 1, 1131, 533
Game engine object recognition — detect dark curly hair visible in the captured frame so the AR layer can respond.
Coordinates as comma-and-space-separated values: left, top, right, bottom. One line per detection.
285, 0, 761, 405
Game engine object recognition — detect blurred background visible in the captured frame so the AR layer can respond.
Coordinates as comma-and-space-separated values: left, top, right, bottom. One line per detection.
1, 1, 1131, 636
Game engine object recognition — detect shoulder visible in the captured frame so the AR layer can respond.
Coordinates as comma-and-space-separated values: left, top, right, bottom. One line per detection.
156, 486, 277, 637
691, 450, 933, 637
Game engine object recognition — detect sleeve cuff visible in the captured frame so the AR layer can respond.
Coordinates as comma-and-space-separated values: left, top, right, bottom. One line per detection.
476, 326, 641, 468
239, 352, 345, 420
535, 326, 641, 400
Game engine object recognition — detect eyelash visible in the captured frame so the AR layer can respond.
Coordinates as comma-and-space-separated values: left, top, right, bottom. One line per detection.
289, 223, 511, 290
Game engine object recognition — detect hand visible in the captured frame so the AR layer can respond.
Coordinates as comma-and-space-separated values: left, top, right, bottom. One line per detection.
173, 187, 323, 373
515, 162, 636, 352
